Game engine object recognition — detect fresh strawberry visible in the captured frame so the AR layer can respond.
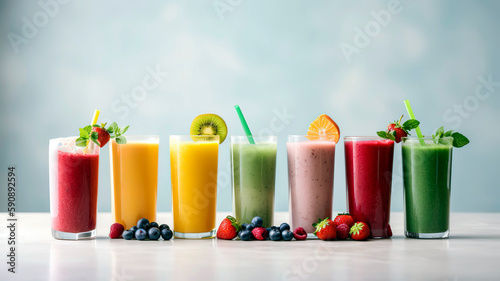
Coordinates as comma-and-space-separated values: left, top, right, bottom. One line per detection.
251, 227, 268, 240
333, 213, 355, 228
377, 115, 420, 143
313, 218, 337, 241
92, 125, 111, 148
350, 222, 370, 241
293, 227, 307, 240
336, 224, 350, 240
109, 223, 124, 239
216, 215, 242, 240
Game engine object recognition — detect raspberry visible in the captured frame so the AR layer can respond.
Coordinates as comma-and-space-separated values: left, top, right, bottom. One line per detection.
109, 223, 124, 239
251, 227, 268, 240
293, 227, 307, 240
336, 224, 350, 240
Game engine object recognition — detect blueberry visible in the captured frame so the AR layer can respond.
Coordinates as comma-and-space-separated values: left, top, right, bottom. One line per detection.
148, 227, 160, 240
159, 224, 170, 231
137, 218, 150, 230
150, 222, 159, 228
266, 227, 273, 234
129, 226, 138, 233
161, 228, 173, 240
279, 223, 291, 232
282, 229, 294, 241
269, 229, 282, 241
122, 230, 134, 240
239, 229, 252, 241
241, 223, 249, 230
251, 217, 263, 227
245, 224, 254, 231
135, 228, 147, 240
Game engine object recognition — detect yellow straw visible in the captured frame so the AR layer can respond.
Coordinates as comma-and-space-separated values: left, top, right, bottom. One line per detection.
91, 109, 100, 125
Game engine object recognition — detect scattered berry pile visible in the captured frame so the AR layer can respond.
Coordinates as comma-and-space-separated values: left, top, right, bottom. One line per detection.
217, 216, 308, 241
313, 213, 372, 241
109, 218, 173, 241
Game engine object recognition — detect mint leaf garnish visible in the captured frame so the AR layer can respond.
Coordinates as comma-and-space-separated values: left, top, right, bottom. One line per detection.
432, 127, 469, 148
402, 119, 420, 131
75, 122, 129, 147
75, 137, 88, 147
115, 136, 127, 144
451, 132, 470, 148
377, 131, 388, 139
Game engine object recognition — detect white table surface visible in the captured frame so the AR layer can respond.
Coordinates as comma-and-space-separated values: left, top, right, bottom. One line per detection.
0, 212, 499, 281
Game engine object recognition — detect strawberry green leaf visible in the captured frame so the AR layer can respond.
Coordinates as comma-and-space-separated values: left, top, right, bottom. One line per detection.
402, 119, 420, 131
451, 132, 470, 148
92, 124, 100, 128
388, 131, 396, 141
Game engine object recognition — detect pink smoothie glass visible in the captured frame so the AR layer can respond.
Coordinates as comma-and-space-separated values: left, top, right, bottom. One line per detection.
344, 136, 394, 238
287, 135, 336, 234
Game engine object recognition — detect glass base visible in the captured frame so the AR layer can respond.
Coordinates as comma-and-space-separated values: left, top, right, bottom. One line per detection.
405, 230, 449, 239
52, 229, 96, 240
174, 229, 216, 239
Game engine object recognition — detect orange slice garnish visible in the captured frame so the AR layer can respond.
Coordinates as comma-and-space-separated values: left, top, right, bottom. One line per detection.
306, 114, 340, 142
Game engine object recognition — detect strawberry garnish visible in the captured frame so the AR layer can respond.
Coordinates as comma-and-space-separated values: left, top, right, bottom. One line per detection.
333, 213, 355, 228
350, 222, 370, 241
313, 217, 337, 241
216, 215, 242, 240
76, 122, 129, 148
377, 115, 420, 143
92, 124, 111, 148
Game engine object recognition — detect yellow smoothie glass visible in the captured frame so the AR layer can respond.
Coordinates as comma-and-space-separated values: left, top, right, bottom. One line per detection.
170, 135, 219, 239
110, 136, 159, 230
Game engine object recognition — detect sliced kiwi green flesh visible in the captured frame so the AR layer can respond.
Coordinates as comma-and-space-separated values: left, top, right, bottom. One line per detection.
190, 113, 228, 144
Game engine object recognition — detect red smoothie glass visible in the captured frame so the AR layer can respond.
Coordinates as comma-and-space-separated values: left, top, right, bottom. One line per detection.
49, 137, 99, 240
344, 136, 394, 238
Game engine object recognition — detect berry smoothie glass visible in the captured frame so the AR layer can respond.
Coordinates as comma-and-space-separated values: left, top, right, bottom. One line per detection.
345, 137, 394, 238
49, 137, 99, 240
287, 135, 336, 234
402, 136, 453, 239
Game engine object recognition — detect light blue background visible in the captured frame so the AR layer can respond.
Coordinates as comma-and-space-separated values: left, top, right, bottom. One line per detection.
1, 0, 499, 213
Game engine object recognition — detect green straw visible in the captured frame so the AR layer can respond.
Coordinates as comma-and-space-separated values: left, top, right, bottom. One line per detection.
234, 105, 255, 144
404, 99, 425, 145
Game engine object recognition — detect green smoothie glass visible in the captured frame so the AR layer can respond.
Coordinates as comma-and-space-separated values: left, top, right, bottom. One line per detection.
231, 135, 277, 227
402, 136, 453, 239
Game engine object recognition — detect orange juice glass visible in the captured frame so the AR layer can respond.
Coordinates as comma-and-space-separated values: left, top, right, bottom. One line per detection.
110, 135, 159, 229
170, 135, 219, 239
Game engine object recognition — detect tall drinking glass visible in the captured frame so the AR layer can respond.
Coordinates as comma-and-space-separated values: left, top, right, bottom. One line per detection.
345, 136, 394, 238
110, 136, 159, 230
170, 135, 219, 239
49, 137, 99, 240
287, 135, 336, 234
231, 136, 277, 227
402, 136, 453, 239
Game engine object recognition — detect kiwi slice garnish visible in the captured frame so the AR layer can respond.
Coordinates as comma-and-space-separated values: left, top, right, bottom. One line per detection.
190, 113, 228, 144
